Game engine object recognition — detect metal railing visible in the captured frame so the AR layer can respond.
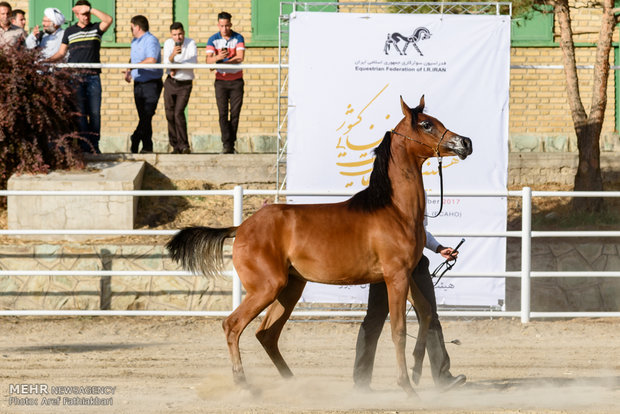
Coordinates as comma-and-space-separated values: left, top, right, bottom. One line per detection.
2, 186, 620, 322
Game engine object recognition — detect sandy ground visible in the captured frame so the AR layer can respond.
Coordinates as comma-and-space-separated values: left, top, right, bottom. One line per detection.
0, 316, 618, 414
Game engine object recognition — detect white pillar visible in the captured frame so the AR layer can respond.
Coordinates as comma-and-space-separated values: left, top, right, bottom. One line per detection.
232, 186, 243, 310
521, 186, 532, 323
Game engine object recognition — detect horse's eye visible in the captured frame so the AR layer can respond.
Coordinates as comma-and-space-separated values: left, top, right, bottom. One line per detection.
420, 121, 432, 131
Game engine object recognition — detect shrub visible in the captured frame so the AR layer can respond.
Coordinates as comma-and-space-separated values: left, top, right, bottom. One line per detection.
0, 46, 85, 202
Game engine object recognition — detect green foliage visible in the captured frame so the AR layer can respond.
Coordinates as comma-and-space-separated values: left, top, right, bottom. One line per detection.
0, 47, 85, 198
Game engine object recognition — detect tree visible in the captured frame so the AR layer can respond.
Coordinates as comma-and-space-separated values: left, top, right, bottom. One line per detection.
0, 47, 84, 205
551, 0, 615, 212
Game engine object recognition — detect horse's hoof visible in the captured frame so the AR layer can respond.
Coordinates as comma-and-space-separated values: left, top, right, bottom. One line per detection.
233, 374, 248, 387
405, 388, 419, 399
397, 378, 418, 398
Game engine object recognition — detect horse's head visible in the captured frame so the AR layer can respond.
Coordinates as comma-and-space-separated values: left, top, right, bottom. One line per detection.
393, 95, 472, 161
413, 27, 431, 41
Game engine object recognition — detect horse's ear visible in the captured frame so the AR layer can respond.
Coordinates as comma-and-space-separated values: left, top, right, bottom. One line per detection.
412, 95, 425, 114
400, 96, 412, 118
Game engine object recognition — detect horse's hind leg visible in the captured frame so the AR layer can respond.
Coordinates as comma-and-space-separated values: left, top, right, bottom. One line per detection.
256, 275, 307, 378
222, 285, 283, 386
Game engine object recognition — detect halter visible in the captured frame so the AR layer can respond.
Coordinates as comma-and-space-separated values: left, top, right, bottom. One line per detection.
390, 128, 448, 218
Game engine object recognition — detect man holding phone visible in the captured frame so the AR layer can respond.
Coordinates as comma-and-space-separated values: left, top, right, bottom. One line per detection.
26, 7, 65, 59
163, 22, 197, 154
205, 11, 245, 154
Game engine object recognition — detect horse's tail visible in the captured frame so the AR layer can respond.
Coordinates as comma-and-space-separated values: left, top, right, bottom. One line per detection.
166, 226, 237, 278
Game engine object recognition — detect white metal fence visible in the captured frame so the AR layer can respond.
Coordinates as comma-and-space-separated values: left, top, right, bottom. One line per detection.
1, 186, 620, 322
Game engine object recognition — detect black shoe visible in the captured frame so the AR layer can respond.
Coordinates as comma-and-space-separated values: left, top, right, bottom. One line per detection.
140, 149, 153, 154
171, 149, 180, 154
439, 374, 466, 392
181, 148, 191, 154
222, 147, 234, 154
353, 382, 373, 393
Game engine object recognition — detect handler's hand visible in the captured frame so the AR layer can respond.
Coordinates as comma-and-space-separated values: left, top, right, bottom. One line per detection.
438, 247, 458, 261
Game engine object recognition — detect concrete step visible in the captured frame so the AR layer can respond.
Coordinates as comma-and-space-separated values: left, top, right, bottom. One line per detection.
85, 153, 282, 186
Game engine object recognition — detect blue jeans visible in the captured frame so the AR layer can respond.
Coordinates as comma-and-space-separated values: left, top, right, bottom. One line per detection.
73, 74, 102, 153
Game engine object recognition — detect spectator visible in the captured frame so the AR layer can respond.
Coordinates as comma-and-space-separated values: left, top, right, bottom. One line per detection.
205, 11, 245, 154
46, 0, 113, 154
10, 8, 25, 29
124, 15, 163, 154
26, 8, 65, 59
163, 22, 196, 154
0, 2, 26, 48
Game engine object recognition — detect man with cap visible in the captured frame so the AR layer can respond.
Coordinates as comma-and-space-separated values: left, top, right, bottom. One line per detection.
26, 7, 65, 59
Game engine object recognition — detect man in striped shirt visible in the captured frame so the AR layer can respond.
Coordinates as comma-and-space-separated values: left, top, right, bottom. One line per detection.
206, 11, 245, 154
47, 0, 113, 154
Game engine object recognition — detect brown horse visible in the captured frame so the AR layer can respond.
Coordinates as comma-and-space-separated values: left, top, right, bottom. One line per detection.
167, 96, 472, 396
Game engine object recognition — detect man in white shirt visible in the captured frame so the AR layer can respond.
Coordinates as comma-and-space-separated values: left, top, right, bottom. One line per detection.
163, 22, 197, 154
25, 7, 65, 59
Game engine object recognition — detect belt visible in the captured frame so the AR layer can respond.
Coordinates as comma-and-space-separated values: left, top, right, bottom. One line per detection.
167, 76, 193, 85
135, 78, 162, 84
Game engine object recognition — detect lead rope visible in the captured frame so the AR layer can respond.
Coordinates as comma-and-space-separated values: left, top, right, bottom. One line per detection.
425, 156, 443, 218
425, 129, 449, 218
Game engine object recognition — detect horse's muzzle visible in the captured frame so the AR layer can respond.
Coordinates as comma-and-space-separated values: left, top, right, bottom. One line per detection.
448, 136, 473, 160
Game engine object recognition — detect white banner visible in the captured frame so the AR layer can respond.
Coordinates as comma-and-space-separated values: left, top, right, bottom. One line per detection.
288, 12, 510, 307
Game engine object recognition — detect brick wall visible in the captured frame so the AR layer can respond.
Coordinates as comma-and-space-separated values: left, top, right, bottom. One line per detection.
13, 0, 620, 153
510, 47, 617, 152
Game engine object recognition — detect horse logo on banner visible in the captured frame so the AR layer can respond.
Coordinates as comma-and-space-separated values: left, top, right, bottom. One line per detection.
384, 27, 431, 56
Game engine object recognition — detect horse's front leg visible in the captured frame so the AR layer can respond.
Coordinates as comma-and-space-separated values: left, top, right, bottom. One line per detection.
386, 272, 417, 397
408, 278, 433, 385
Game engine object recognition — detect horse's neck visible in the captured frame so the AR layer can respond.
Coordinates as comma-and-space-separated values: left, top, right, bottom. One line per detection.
388, 149, 426, 222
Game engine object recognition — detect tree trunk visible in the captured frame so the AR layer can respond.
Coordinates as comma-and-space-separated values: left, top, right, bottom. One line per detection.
553, 0, 614, 212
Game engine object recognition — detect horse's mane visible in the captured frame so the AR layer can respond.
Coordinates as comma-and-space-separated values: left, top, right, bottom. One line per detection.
347, 131, 393, 212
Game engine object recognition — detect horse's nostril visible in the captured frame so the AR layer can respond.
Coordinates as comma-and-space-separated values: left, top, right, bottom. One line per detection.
463, 137, 473, 153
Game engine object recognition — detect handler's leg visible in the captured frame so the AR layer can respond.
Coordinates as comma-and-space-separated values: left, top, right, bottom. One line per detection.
412, 256, 466, 390
353, 282, 389, 389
